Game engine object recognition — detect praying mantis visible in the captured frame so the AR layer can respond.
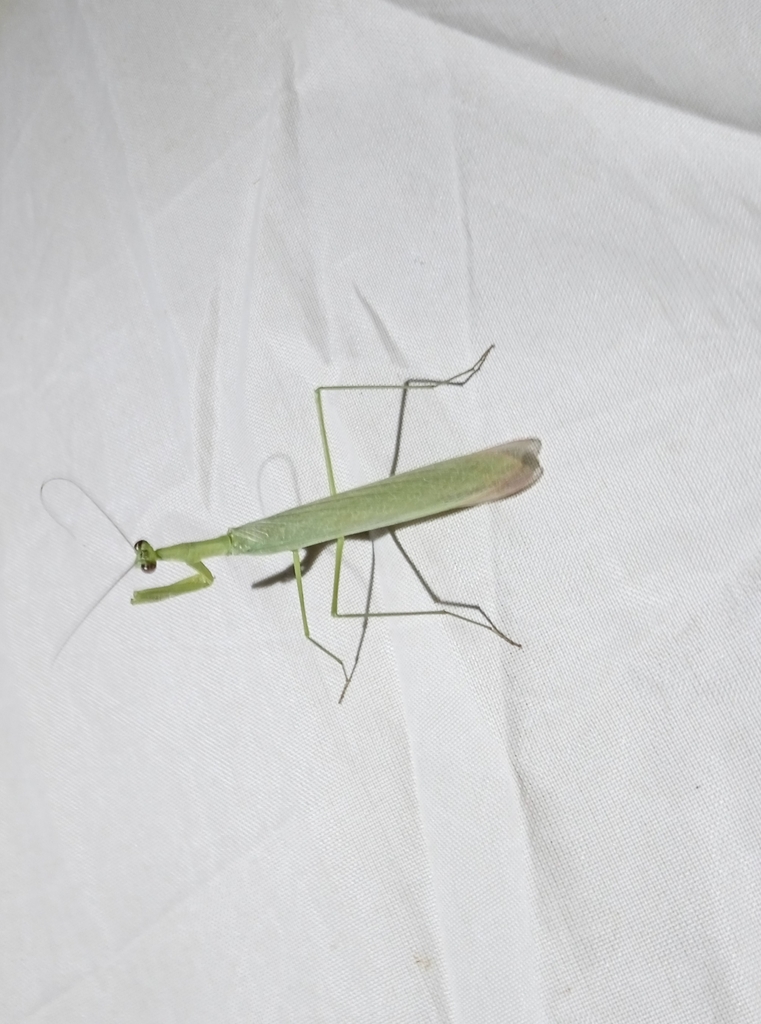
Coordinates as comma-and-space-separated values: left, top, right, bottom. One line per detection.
129, 347, 542, 700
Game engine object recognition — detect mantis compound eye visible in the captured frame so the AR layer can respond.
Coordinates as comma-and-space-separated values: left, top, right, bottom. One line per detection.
134, 540, 157, 573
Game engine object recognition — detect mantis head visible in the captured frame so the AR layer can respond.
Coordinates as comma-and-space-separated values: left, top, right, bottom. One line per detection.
134, 539, 158, 574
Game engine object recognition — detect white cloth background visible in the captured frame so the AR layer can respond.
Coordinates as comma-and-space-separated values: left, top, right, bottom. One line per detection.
3, 1, 760, 1021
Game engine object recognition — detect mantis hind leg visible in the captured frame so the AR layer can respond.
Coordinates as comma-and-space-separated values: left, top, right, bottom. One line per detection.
386, 530, 519, 646
310, 346, 498, 697
314, 346, 494, 490
331, 529, 519, 645
386, 346, 493, 475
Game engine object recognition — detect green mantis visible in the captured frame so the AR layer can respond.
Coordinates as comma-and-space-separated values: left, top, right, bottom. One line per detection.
129, 347, 542, 700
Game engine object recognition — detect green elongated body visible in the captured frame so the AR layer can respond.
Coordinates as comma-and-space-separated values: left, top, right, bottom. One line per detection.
127, 346, 543, 700
141, 438, 542, 571
228, 439, 541, 555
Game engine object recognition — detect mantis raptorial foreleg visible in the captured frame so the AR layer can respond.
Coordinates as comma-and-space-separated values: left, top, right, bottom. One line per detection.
132, 564, 214, 601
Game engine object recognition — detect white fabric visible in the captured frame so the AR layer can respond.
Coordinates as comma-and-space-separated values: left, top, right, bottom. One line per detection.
3, 1, 760, 1021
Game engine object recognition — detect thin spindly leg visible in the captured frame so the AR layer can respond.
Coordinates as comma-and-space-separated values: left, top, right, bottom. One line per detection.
387, 346, 493, 475
292, 545, 376, 703
311, 346, 506, 695
313, 344, 514, 688
388, 529, 519, 645
328, 529, 520, 646
314, 346, 494, 486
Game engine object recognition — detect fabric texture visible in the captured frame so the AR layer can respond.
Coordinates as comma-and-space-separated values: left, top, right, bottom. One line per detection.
2, 1, 760, 1020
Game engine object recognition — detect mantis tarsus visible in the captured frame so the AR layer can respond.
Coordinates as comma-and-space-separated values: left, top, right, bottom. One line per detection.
48, 348, 542, 701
